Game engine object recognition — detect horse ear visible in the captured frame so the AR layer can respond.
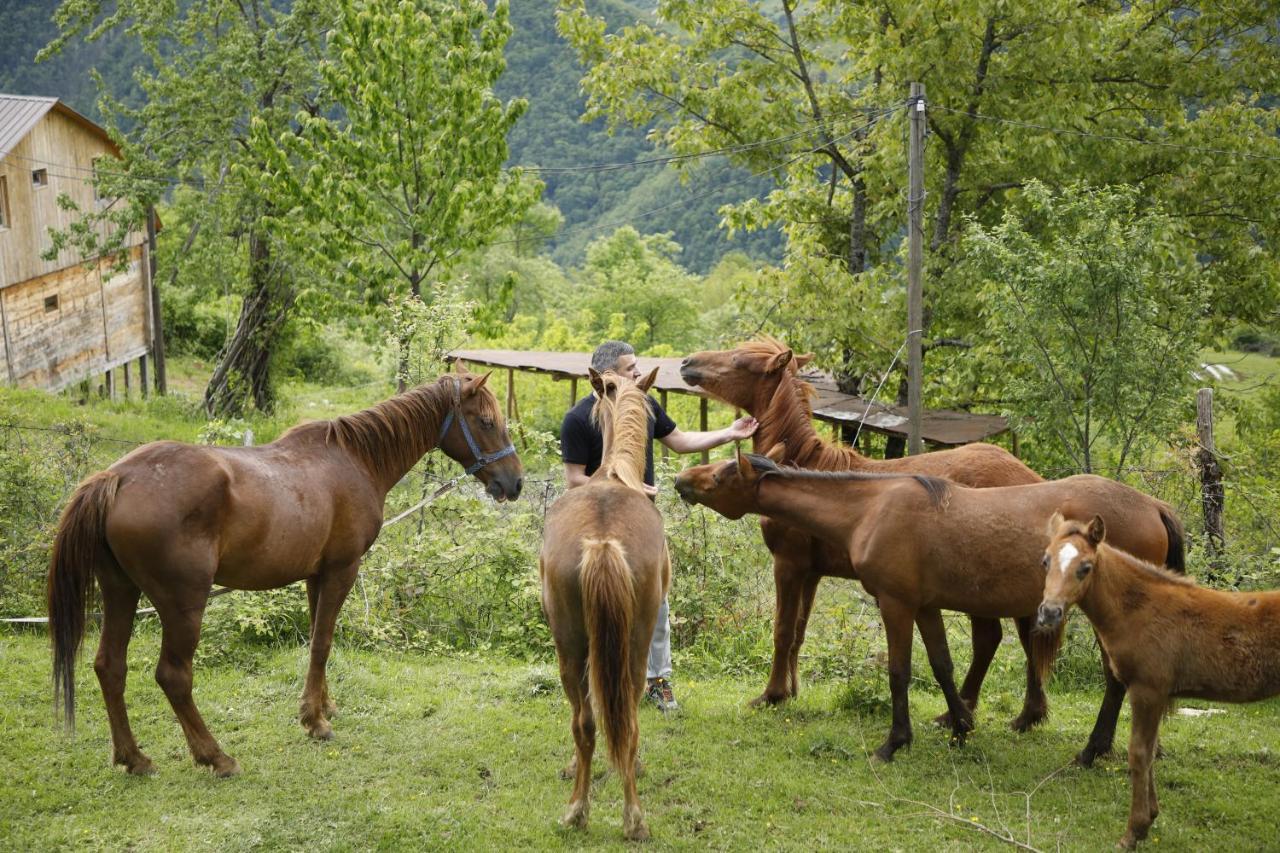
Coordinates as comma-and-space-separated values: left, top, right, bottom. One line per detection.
765, 441, 786, 463
795, 352, 814, 368
463, 371, 491, 395
763, 349, 793, 373
638, 366, 660, 393
736, 448, 753, 479
1046, 511, 1065, 538
1087, 515, 1106, 546
453, 359, 470, 375
587, 367, 605, 397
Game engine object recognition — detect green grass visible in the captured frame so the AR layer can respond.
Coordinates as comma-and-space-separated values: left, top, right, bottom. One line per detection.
4, 630, 1280, 851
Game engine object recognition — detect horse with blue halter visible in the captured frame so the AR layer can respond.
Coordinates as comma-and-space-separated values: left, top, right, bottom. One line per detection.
48, 363, 522, 777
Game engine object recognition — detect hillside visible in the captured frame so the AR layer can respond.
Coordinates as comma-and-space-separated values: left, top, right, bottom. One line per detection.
0, 0, 783, 273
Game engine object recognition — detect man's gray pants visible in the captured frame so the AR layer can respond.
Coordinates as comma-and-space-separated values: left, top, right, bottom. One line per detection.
647, 596, 672, 680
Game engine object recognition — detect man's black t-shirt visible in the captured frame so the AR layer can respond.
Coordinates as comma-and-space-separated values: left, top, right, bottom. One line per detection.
561, 394, 677, 486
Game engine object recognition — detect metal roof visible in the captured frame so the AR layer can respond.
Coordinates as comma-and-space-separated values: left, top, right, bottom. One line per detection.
449, 348, 1009, 446
0, 94, 119, 160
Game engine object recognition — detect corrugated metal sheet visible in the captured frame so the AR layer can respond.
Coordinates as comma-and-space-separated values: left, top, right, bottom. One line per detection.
449, 348, 1009, 446
0, 94, 57, 159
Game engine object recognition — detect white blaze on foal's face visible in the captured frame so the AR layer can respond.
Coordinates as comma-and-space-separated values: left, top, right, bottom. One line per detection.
1056, 542, 1080, 576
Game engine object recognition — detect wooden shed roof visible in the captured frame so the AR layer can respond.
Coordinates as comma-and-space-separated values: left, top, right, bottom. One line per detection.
450, 348, 1008, 447
0, 94, 120, 160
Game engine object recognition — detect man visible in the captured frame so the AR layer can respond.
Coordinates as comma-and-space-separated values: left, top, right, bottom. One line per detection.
561, 340, 757, 712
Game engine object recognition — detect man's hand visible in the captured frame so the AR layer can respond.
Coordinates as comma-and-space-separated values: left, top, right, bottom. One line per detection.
643, 483, 659, 497
725, 416, 758, 441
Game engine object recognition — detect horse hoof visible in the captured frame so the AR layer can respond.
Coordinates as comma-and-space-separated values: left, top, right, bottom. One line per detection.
212, 757, 241, 778
748, 692, 786, 709
873, 740, 906, 763
1010, 711, 1046, 733
307, 722, 334, 741
561, 802, 589, 829
324, 700, 338, 717
1075, 747, 1106, 769
624, 820, 650, 842
124, 756, 156, 776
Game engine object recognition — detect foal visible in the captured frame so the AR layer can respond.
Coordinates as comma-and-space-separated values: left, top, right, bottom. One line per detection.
1036, 515, 1280, 849
539, 367, 669, 840
675, 450, 1183, 762
48, 364, 522, 777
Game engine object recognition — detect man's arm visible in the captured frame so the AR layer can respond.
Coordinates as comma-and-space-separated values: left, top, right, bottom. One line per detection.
563, 462, 591, 489
658, 416, 758, 454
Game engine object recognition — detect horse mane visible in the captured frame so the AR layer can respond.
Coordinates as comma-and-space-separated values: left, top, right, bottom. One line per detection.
743, 338, 867, 471
1096, 540, 1197, 588
283, 376, 462, 485
743, 452, 950, 509
591, 375, 652, 493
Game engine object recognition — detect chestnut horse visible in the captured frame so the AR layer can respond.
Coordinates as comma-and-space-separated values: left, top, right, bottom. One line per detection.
1036, 515, 1280, 849
674, 450, 1183, 762
680, 337, 1184, 764
48, 364, 522, 777
539, 367, 669, 840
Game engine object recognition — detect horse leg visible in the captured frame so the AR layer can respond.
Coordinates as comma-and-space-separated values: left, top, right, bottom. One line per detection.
874, 595, 916, 762
752, 558, 805, 707
94, 565, 152, 775
622, 622, 651, 841
152, 592, 238, 777
304, 577, 336, 718
300, 563, 358, 740
787, 573, 822, 699
558, 653, 593, 830
916, 608, 974, 744
1078, 642, 1126, 768
1009, 616, 1049, 732
935, 616, 1000, 727
1119, 688, 1165, 849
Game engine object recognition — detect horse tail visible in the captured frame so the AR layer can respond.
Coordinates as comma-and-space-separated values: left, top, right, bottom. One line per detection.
48, 470, 119, 730
1032, 620, 1066, 688
579, 538, 637, 770
1159, 505, 1186, 574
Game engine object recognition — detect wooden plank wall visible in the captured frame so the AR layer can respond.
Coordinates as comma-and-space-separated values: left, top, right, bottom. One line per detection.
1, 247, 148, 390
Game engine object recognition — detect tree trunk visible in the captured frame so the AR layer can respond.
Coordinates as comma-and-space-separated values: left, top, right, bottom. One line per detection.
883, 377, 909, 459
204, 230, 295, 417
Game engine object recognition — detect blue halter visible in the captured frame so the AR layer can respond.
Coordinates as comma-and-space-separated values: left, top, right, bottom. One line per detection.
437, 378, 517, 477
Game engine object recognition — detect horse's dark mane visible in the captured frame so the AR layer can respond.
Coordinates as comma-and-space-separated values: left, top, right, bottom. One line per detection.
1097, 541, 1196, 588
284, 377, 463, 484
743, 453, 950, 508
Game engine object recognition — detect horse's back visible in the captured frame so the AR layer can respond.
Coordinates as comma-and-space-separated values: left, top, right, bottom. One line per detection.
542, 483, 664, 575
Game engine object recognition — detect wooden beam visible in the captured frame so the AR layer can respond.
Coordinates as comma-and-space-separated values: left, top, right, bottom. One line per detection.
122, 360, 131, 398
146, 207, 167, 395
138, 354, 149, 400
570, 376, 578, 408
660, 390, 669, 461
0, 289, 14, 385
506, 367, 515, 421
103, 367, 114, 400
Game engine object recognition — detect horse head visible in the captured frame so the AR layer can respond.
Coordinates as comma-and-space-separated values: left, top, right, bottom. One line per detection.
438, 361, 523, 501
679, 336, 813, 412
1036, 512, 1106, 631
673, 444, 786, 519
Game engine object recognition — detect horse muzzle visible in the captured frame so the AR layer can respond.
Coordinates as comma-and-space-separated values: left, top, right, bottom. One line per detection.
1035, 602, 1064, 633
487, 474, 523, 502
678, 357, 704, 387
673, 476, 698, 504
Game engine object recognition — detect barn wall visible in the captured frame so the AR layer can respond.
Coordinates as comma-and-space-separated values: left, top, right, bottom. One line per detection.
0, 246, 148, 390
0, 108, 142, 287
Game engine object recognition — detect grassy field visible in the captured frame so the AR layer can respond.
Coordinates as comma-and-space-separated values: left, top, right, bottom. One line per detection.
3, 629, 1279, 851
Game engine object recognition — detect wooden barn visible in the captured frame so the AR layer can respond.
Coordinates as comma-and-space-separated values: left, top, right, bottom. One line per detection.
0, 94, 157, 394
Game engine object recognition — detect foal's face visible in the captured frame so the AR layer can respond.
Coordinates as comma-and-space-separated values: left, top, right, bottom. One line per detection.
1036, 513, 1105, 631
680, 343, 809, 411
673, 455, 760, 520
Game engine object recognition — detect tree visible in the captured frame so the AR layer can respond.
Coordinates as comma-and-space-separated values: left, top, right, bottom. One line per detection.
964, 182, 1202, 474
42, 0, 334, 417
559, 1, 1280, 407
254, 0, 540, 386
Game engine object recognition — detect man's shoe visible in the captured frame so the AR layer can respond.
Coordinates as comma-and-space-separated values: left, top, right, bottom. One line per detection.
645, 677, 679, 713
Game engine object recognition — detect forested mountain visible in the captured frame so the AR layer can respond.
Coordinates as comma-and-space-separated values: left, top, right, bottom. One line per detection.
0, 0, 782, 272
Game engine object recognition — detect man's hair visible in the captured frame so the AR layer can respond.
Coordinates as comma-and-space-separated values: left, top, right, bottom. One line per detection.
591, 340, 635, 373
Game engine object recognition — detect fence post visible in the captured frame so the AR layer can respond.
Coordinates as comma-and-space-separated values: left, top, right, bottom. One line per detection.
1196, 387, 1225, 567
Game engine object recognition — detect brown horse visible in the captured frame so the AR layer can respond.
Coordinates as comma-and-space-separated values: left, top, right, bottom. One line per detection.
679, 337, 1045, 719
48, 363, 522, 777
674, 449, 1182, 762
1036, 515, 1280, 849
539, 367, 669, 840
680, 337, 1185, 764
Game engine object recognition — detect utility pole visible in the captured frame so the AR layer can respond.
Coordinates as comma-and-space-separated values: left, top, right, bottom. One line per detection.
906, 82, 925, 455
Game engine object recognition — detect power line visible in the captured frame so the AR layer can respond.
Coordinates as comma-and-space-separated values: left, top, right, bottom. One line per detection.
930, 103, 1280, 163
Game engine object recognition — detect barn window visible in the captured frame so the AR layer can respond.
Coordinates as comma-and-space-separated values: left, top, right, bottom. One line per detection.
32, 168, 48, 188
0, 175, 9, 228
44, 294, 60, 313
